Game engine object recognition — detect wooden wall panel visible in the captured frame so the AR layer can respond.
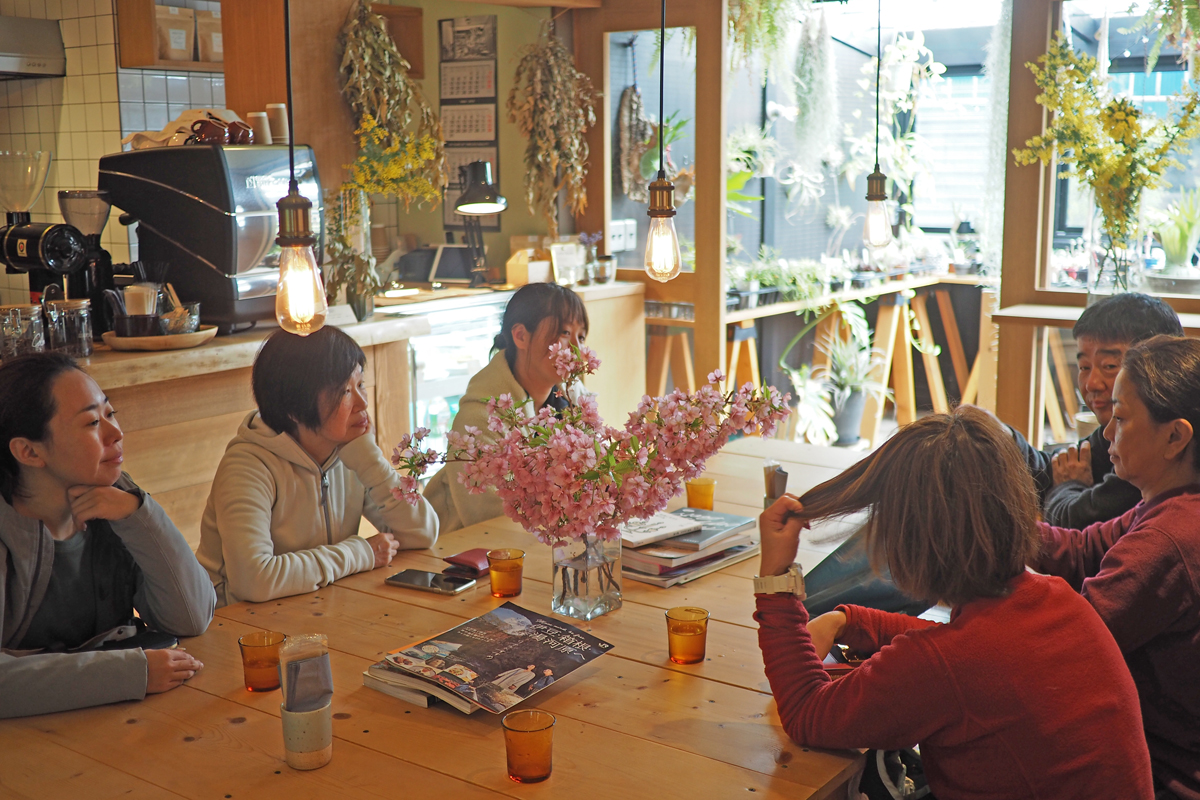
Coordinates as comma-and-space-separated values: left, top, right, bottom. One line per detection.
582, 290, 647, 422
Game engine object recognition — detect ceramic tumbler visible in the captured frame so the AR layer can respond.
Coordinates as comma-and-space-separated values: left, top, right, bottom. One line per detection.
246, 111, 272, 144
280, 700, 332, 770
266, 103, 289, 144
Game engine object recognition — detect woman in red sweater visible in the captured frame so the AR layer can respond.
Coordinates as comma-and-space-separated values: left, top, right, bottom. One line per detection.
755, 406, 1153, 799
1031, 335, 1200, 800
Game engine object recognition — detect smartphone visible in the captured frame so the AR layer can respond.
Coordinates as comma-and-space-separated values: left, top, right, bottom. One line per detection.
386, 569, 476, 595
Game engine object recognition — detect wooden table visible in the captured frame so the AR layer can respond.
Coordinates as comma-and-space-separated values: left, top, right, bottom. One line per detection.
0, 439, 865, 800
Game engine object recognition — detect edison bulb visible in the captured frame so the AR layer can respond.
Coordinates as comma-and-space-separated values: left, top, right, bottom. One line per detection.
644, 216, 683, 283
275, 244, 328, 336
864, 200, 893, 248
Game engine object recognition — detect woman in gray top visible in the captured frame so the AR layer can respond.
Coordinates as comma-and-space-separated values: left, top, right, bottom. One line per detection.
0, 353, 216, 718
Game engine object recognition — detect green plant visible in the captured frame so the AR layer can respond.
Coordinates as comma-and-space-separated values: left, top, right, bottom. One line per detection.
1126, 0, 1200, 75
727, 171, 765, 218
812, 334, 890, 412
639, 111, 691, 180
323, 188, 381, 303
728, 124, 780, 176
338, 0, 445, 197
1153, 189, 1200, 270
508, 20, 600, 238
781, 363, 837, 445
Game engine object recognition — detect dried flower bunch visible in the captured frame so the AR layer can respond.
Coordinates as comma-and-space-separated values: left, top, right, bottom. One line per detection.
338, 0, 445, 203
507, 20, 599, 238
1013, 35, 1200, 287
390, 344, 790, 546
728, 0, 810, 74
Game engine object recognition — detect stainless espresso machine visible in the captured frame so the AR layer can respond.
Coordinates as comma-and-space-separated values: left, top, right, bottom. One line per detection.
98, 145, 322, 333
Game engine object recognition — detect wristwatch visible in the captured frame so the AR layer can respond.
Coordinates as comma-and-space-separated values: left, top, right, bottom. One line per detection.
753, 563, 806, 598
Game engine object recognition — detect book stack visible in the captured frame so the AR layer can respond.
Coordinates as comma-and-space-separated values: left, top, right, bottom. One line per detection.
620, 508, 759, 588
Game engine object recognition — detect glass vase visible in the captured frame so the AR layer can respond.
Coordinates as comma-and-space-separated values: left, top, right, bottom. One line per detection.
1086, 243, 1141, 306
551, 534, 622, 621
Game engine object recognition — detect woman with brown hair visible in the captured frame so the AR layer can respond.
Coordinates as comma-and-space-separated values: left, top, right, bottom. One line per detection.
755, 406, 1153, 799
1032, 335, 1200, 800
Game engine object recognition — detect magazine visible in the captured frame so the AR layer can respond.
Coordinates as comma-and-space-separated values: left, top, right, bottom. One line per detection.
622, 532, 756, 573
661, 507, 756, 551
619, 511, 702, 548
363, 602, 613, 714
622, 543, 760, 588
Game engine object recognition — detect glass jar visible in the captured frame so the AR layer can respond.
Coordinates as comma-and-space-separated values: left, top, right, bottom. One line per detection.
46, 299, 93, 357
594, 255, 614, 283
0, 304, 46, 358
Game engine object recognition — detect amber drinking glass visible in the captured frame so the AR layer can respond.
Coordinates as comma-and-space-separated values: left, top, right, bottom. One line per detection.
665, 607, 710, 665
502, 709, 556, 783
487, 548, 525, 598
684, 477, 717, 510
238, 631, 287, 692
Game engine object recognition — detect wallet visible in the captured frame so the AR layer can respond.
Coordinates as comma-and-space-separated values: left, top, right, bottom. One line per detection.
443, 548, 491, 577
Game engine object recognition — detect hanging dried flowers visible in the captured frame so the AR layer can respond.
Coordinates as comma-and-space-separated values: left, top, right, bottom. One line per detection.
507, 19, 599, 238
323, 186, 380, 305
338, 0, 446, 202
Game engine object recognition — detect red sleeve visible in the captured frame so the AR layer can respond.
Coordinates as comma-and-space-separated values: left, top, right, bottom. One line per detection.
756, 595, 963, 751
1031, 507, 1137, 590
835, 604, 941, 654
1079, 527, 1196, 653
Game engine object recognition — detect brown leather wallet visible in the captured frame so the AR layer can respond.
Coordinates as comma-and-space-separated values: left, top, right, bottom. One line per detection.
442, 548, 490, 577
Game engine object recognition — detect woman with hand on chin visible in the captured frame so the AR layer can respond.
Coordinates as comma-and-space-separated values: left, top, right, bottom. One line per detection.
1031, 335, 1200, 800
198, 326, 438, 607
0, 353, 215, 719
754, 406, 1153, 799
425, 283, 589, 532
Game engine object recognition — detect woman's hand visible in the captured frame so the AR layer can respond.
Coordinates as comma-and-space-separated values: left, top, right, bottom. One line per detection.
145, 648, 203, 693
367, 532, 400, 568
806, 610, 848, 660
68, 485, 141, 530
759, 494, 808, 577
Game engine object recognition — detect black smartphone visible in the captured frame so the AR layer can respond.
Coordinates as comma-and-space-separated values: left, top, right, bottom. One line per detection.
386, 569, 476, 595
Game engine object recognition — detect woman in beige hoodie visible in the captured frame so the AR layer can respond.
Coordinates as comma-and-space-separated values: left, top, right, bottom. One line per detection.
198, 328, 438, 606
425, 283, 589, 532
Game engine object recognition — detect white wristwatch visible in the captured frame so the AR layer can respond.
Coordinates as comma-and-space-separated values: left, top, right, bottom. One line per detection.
753, 563, 806, 598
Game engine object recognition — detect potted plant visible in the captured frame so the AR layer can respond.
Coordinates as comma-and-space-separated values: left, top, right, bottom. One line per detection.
323, 187, 380, 322
813, 333, 889, 446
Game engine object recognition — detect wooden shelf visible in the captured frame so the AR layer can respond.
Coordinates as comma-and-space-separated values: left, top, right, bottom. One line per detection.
116, 0, 224, 72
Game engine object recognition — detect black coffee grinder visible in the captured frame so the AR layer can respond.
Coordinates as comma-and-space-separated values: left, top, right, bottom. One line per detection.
0, 151, 89, 302
57, 190, 115, 331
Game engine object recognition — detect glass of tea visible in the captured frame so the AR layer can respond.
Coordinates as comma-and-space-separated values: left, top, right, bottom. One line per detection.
487, 548, 525, 598
684, 477, 717, 510
238, 630, 287, 692
665, 607, 710, 665
502, 709, 556, 783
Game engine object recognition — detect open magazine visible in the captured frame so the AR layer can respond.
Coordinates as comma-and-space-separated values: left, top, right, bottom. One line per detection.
364, 602, 613, 714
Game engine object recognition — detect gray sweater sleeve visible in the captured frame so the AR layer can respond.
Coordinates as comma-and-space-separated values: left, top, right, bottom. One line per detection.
112, 486, 215, 637
0, 648, 147, 719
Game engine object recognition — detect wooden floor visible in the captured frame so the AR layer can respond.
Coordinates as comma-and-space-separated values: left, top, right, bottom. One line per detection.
0, 437, 868, 800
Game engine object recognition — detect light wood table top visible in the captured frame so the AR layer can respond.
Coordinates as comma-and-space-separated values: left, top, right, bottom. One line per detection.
0, 438, 865, 800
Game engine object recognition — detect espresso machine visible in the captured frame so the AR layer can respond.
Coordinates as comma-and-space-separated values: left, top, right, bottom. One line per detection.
0, 151, 88, 295
98, 145, 322, 333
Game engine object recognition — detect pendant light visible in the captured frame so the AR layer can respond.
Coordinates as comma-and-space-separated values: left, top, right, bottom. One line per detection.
644, 0, 683, 283
864, 0, 893, 249
274, 0, 328, 336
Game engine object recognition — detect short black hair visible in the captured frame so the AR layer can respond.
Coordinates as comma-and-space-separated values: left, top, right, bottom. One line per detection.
0, 352, 81, 503
252, 327, 366, 437
492, 283, 588, 368
1073, 293, 1183, 344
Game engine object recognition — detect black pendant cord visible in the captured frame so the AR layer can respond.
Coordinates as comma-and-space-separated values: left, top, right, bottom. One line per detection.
874, 0, 881, 173
284, 0, 297, 192
659, 0, 666, 179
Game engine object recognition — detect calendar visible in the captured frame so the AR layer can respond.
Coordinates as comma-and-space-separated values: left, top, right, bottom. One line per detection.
441, 61, 496, 100
446, 147, 499, 188
442, 104, 497, 143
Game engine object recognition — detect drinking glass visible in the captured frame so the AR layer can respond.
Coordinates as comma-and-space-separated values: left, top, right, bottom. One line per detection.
239, 631, 287, 692
665, 607, 709, 665
502, 709, 555, 783
685, 477, 717, 510
487, 548, 525, 598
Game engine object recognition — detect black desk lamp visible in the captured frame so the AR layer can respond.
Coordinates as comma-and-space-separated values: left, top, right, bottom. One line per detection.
453, 161, 506, 287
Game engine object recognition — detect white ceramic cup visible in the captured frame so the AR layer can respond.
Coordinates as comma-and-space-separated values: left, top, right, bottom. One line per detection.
246, 111, 272, 145
265, 104, 289, 144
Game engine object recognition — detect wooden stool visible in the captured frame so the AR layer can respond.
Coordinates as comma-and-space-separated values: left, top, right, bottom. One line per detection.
860, 293, 917, 447
646, 325, 695, 396
726, 320, 760, 388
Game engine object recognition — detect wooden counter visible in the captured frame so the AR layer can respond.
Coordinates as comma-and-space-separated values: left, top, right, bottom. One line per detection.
79, 283, 645, 549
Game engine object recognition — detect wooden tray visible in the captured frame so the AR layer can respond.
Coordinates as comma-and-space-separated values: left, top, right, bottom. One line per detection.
101, 325, 218, 351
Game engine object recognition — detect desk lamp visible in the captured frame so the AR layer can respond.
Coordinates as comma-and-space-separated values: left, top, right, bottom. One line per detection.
454, 160, 507, 288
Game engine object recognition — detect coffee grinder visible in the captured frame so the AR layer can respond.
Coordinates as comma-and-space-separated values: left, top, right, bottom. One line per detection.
0, 151, 88, 298
57, 190, 115, 332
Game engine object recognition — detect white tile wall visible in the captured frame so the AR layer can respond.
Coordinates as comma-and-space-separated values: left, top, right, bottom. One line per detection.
0, 0, 224, 300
